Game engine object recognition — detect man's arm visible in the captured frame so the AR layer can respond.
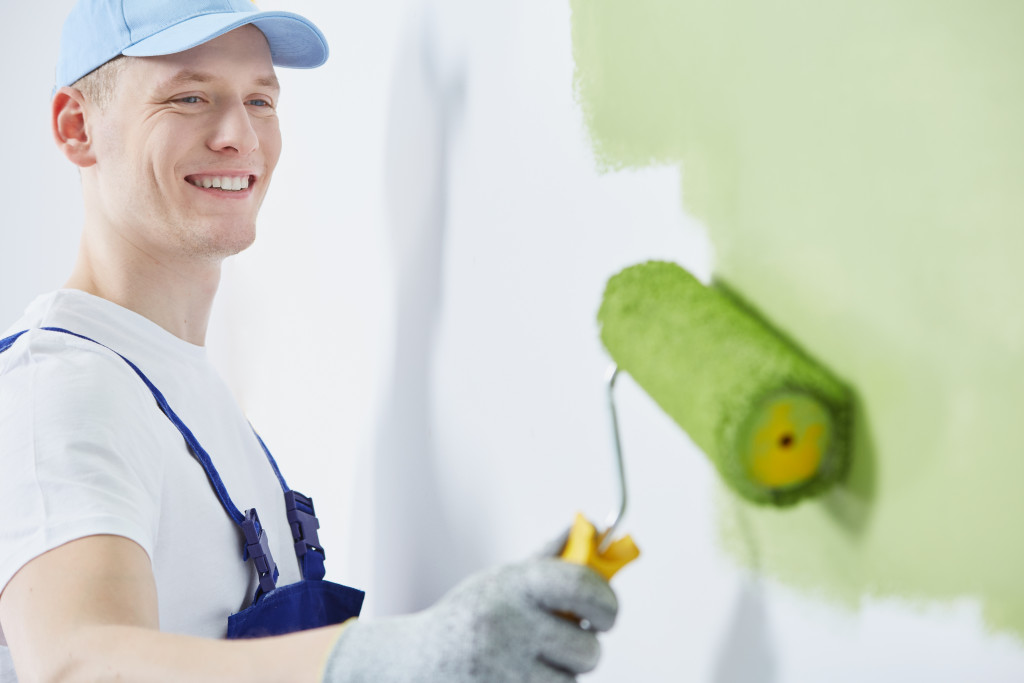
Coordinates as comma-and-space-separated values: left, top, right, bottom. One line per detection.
0, 535, 342, 683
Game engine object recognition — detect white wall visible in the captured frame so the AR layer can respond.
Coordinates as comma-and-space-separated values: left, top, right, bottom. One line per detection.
3, 1, 1024, 681
0, 3, 83, 320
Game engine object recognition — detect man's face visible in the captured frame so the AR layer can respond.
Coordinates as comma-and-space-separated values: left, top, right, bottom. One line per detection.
86, 24, 282, 262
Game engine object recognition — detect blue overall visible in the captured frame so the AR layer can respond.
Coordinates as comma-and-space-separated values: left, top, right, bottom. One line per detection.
0, 327, 365, 638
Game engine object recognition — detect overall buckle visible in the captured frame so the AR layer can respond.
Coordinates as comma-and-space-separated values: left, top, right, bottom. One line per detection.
285, 490, 326, 580
241, 508, 279, 599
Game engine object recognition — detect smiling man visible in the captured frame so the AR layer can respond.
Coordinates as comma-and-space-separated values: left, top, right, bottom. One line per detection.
63, 28, 282, 342
0, 1, 618, 682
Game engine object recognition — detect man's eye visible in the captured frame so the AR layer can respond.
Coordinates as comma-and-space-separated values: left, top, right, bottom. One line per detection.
247, 99, 272, 107
176, 96, 202, 104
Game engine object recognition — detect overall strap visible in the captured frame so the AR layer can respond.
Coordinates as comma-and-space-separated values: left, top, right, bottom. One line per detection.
247, 430, 323, 581
251, 432, 327, 581
0, 330, 29, 354
0, 327, 303, 594
41, 327, 249, 523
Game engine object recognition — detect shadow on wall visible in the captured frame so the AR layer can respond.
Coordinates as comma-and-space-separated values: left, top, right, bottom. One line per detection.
712, 501, 778, 683
370, 2, 473, 615
823, 393, 876, 538
712, 576, 778, 683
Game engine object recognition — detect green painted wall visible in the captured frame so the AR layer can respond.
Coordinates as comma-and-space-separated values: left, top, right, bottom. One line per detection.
571, 0, 1024, 637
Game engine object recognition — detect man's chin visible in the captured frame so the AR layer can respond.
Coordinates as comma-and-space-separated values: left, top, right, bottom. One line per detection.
179, 224, 258, 261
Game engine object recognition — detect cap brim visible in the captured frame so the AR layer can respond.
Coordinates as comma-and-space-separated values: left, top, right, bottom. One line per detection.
121, 11, 328, 68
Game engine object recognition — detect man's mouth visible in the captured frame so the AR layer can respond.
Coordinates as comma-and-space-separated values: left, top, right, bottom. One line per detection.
185, 174, 255, 192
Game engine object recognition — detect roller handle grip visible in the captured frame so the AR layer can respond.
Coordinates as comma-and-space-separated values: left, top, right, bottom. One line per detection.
559, 512, 639, 582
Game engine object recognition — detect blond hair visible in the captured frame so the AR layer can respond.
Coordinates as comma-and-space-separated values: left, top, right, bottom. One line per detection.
72, 55, 133, 110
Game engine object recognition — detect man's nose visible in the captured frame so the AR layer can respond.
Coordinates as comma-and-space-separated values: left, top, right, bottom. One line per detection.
206, 101, 259, 155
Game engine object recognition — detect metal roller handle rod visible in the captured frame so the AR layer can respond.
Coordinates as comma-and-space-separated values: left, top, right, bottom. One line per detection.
598, 363, 627, 554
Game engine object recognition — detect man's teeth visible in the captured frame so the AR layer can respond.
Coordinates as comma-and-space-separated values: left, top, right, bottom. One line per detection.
190, 176, 250, 191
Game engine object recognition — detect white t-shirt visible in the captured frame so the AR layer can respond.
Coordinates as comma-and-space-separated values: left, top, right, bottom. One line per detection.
0, 290, 302, 680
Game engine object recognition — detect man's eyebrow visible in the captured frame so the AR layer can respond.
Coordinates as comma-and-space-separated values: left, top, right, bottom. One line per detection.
155, 69, 281, 91
253, 74, 280, 90
156, 69, 215, 89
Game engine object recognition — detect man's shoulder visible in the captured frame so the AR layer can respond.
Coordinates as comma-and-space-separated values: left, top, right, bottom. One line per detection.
2, 326, 133, 364
1, 290, 172, 391
0, 328, 155, 416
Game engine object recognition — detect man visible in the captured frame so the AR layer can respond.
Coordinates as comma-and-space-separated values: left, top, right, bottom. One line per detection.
0, 1, 618, 681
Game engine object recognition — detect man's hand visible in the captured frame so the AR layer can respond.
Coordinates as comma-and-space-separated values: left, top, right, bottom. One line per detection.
322, 558, 619, 683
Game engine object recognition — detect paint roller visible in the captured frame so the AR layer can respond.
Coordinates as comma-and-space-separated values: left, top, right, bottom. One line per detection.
560, 260, 852, 576
598, 260, 852, 506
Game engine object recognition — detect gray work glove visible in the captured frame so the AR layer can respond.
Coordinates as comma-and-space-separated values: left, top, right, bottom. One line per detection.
321, 558, 618, 682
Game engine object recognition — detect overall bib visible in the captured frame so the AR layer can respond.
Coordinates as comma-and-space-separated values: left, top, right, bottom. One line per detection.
0, 327, 365, 638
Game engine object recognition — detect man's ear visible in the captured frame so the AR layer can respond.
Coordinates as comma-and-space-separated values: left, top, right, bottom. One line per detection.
52, 86, 98, 168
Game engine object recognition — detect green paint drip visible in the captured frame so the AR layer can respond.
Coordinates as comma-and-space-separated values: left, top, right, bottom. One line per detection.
572, 0, 1024, 639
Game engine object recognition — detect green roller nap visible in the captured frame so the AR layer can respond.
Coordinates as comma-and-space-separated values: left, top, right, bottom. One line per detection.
598, 261, 852, 506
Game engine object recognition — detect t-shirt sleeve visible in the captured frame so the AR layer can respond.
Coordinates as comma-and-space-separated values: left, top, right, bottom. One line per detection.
0, 332, 166, 594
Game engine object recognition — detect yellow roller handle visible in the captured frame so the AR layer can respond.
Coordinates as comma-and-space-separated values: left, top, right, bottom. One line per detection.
560, 512, 640, 581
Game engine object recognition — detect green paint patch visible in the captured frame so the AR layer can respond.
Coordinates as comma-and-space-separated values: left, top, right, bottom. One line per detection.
572, 0, 1024, 639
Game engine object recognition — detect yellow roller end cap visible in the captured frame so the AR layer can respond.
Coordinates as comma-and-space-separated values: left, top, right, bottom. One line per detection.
560, 512, 640, 581
746, 394, 831, 489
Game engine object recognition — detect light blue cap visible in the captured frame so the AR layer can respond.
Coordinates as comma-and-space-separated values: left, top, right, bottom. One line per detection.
56, 0, 329, 89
